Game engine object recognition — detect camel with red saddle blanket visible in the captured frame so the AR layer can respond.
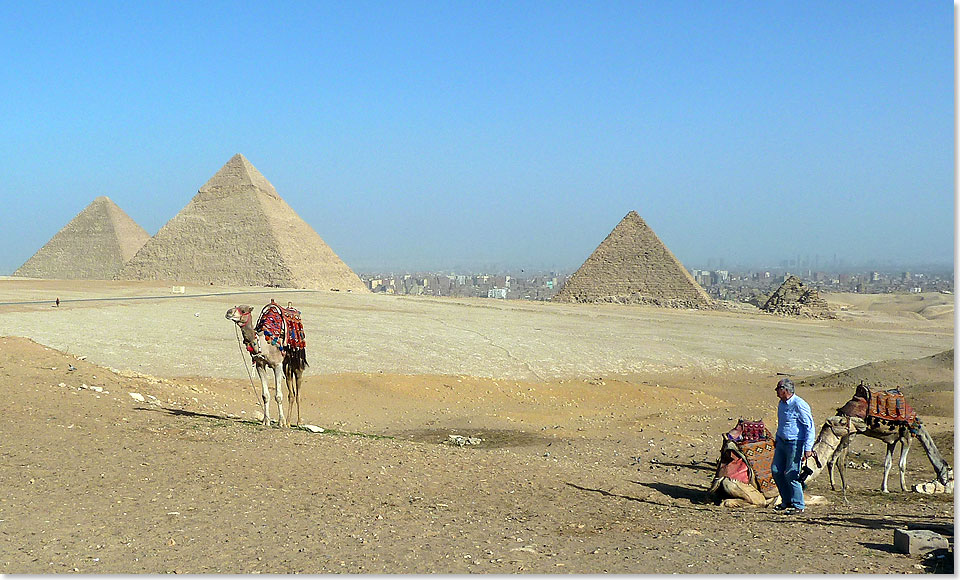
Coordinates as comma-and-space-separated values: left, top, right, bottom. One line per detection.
226, 300, 308, 427
708, 416, 866, 507
831, 383, 952, 493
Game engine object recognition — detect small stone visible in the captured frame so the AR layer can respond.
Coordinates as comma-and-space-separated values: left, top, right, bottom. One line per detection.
894, 529, 950, 555
302, 425, 325, 433
128, 392, 145, 402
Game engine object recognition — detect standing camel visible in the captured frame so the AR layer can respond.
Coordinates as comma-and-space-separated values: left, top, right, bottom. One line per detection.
827, 417, 952, 493
226, 301, 308, 427
833, 385, 952, 493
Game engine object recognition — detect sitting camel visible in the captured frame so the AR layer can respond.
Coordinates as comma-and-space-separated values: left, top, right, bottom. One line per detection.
833, 385, 952, 493
709, 416, 867, 507
225, 302, 308, 427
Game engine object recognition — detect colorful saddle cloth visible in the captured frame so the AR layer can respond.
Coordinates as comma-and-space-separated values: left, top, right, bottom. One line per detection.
255, 300, 306, 352
714, 419, 777, 493
837, 383, 916, 424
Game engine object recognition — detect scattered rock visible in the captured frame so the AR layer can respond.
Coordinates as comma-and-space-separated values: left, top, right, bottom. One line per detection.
446, 434, 482, 447
914, 480, 954, 494
128, 392, 145, 402
302, 425, 325, 433
894, 529, 950, 555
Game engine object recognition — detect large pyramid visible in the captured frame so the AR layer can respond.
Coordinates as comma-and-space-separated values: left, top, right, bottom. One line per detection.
14, 196, 150, 279
116, 154, 367, 291
553, 210, 711, 308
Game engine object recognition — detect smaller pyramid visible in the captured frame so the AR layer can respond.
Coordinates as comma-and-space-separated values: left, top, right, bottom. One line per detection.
116, 154, 367, 291
553, 211, 711, 308
761, 275, 833, 318
14, 196, 150, 279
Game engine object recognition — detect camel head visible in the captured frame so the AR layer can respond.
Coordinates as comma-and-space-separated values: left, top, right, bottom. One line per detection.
225, 305, 253, 325
824, 415, 868, 437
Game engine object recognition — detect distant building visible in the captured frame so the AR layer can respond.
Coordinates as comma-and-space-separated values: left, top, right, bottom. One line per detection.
488, 287, 507, 299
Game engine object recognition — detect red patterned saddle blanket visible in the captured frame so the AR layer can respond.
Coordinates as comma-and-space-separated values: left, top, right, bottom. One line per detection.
837, 383, 916, 424
716, 419, 777, 492
740, 438, 777, 492
255, 300, 306, 352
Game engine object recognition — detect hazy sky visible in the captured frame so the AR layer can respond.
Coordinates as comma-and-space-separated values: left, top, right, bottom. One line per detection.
1, 2, 953, 274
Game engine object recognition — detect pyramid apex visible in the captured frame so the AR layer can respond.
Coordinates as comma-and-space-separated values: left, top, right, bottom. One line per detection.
199, 154, 278, 199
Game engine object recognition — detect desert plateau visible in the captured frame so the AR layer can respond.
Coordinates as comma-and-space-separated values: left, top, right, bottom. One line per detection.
0, 279, 953, 573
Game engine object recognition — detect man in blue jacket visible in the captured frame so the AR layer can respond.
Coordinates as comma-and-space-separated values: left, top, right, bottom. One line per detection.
771, 377, 815, 513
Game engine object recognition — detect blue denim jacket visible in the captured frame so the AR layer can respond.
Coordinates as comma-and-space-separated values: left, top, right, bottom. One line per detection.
776, 394, 815, 452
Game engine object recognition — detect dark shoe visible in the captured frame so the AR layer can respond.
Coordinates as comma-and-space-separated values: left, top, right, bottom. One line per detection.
783, 507, 804, 514
773, 503, 789, 511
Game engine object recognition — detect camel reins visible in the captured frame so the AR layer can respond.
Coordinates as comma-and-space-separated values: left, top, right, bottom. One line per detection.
233, 317, 262, 404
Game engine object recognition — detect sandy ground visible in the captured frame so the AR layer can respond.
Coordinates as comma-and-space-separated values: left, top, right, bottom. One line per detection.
0, 279, 954, 573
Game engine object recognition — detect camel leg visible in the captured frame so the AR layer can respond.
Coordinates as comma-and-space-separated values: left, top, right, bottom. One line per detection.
718, 479, 768, 507
828, 435, 848, 491
274, 364, 287, 428
293, 369, 302, 426
881, 441, 896, 493
295, 367, 304, 425
255, 364, 272, 426
284, 364, 300, 426
836, 436, 850, 494
898, 435, 911, 492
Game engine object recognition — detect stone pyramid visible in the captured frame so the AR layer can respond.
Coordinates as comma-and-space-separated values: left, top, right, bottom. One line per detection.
761, 275, 832, 318
116, 154, 367, 291
14, 196, 150, 279
553, 210, 711, 308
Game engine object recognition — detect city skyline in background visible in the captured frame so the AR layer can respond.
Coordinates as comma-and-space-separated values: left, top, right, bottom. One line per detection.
1, 3, 953, 275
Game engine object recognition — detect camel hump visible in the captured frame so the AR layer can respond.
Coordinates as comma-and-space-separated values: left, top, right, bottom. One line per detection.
837, 395, 868, 419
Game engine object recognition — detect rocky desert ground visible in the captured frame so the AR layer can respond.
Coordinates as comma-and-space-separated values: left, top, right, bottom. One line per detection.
0, 278, 954, 573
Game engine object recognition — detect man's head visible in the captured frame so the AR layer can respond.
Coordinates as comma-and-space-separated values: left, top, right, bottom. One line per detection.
776, 377, 795, 402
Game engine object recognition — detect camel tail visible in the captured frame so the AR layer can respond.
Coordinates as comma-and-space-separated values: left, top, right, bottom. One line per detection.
284, 348, 308, 371
297, 348, 309, 369
911, 420, 952, 484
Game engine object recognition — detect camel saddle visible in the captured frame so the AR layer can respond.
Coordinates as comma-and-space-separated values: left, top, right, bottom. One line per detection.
712, 419, 777, 494
837, 382, 916, 424
255, 300, 306, 353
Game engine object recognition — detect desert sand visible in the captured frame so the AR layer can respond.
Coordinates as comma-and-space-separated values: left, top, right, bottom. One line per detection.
0, 278, 953, 573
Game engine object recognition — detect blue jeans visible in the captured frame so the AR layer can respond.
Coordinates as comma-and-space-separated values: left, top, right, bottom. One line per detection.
771, 437, 804, 509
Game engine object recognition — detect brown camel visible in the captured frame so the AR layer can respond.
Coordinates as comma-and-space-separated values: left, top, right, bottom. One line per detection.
827, 417, 952, 493
225, 303, 308, 427
710, 416, 868, 508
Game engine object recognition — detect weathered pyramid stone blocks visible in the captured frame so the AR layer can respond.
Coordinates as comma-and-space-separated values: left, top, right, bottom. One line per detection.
762, 275, 833, 318
13, 196, 150, 280
554, 211, 711, 308
116, 154, 367, 291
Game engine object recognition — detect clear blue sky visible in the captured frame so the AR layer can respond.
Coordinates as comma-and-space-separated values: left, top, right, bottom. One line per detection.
1, 1, 953, 274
